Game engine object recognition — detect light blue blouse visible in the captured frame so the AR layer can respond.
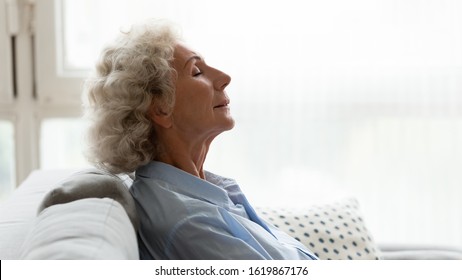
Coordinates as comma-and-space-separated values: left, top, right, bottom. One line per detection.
130, 161, 317, 260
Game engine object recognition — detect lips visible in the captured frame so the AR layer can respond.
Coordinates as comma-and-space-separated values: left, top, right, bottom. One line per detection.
213, 99, 230, 109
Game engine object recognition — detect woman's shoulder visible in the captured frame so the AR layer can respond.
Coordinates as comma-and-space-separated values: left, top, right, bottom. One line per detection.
131, 176, 224, 220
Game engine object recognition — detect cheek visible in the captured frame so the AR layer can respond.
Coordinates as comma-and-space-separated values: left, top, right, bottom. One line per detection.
173, 79, 214, 114
172, 94, 207, 122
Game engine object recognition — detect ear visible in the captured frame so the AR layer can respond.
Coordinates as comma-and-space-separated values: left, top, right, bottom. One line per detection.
149, 104, 173, 129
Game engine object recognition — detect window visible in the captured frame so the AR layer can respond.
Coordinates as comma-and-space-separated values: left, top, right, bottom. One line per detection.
0, 121, 15, 200
0, 0, 16, 199
0, 0, 14, 104
29, 0, 462, 247
40, 118, 89, 169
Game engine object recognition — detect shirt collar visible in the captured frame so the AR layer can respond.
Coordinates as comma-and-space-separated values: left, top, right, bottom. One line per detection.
135, 161, 233, 209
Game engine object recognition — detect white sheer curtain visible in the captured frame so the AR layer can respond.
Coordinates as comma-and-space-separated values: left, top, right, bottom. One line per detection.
60, 0, 462, 246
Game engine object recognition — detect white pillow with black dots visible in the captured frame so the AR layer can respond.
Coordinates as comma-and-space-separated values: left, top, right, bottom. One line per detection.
257, 198, 382, 260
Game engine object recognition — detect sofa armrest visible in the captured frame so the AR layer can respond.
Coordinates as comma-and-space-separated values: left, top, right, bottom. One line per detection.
20, 198, 139, 260
38, 168, 139, 230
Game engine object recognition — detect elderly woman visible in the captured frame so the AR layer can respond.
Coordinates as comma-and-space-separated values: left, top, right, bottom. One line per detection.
84, 20, 317, 260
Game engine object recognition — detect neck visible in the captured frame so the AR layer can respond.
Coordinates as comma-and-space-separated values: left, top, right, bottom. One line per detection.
155, 131, 216, 179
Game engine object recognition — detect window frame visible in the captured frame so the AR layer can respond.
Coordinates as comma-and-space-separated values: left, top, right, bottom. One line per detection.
0, 0, 14, 105
35, 0, 83, 105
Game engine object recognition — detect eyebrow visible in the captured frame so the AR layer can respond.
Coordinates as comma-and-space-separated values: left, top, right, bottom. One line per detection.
183, 55, 202, 69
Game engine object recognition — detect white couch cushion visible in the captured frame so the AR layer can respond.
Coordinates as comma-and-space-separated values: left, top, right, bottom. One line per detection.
0, 169, 138, 260
20, 198, 138, 259
0, 169, 76, 259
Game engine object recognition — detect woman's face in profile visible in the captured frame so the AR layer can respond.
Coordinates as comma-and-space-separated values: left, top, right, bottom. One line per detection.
171, 43, 234, 139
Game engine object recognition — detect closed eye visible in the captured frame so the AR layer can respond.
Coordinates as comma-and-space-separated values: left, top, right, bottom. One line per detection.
192, 67, 203, 77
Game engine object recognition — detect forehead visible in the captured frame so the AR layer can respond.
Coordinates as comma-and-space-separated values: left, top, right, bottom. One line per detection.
173, 43, 205, 73
173, 43, 199, 65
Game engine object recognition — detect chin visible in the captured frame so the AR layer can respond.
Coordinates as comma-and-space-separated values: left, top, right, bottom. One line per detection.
214, 119, 235, 135
224, 118, 235, 131
211, 115, 235, 135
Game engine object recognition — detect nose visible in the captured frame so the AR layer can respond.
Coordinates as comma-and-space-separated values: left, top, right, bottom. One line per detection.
213, 68, 231, 91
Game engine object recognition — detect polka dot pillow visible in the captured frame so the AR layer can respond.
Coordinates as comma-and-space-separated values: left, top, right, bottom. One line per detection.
256, 198, 381, 260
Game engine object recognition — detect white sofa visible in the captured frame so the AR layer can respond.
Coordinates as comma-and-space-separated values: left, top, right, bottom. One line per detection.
0, 169, 139, 259
1, 168, 461, 260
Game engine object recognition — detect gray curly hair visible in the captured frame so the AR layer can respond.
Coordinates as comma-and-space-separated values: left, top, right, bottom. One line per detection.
84, 20, 180, 174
